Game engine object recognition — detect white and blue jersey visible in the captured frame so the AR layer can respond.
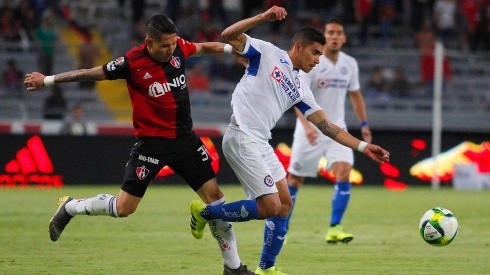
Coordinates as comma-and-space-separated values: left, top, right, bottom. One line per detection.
299, 52, 360, 129
288, 52, 360, 176
231, 34, 322, 141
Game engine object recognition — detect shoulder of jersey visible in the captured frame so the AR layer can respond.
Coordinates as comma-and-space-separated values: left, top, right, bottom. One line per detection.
126, 44, 147, 61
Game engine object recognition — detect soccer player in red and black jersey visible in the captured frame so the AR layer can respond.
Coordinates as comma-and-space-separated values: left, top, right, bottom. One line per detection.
24, 15, 254, 275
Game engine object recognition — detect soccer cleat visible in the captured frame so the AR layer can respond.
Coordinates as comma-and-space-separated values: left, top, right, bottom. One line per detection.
255, 266, 287, 275
188, 199, 208, 239
49, 196, 74, 242
325, 224, 354, 244
223, 263, 257, 275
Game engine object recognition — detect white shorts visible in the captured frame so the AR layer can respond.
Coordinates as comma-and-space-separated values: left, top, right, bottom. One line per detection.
222, 125, 285, 200
287, 123, 354, 178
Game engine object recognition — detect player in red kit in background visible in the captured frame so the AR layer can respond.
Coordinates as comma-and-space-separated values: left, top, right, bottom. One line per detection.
24, 15, 255, 275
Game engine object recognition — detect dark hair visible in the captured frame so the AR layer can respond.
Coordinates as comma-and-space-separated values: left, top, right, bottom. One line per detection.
324, 18, 344, 27
291, 27, 326, 48
146, 15, 178, 39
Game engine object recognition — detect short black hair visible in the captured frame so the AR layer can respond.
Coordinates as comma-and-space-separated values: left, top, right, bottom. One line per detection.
325, 18, 344, 27
146, 15, 178, 39
291, 27, 326, 48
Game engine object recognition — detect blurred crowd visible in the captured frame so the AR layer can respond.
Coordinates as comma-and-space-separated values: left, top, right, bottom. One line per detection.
1, 0, 489, 114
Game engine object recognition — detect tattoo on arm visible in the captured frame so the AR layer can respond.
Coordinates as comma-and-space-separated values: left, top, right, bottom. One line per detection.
56, 67, 105, 83
315, 119, 341, 139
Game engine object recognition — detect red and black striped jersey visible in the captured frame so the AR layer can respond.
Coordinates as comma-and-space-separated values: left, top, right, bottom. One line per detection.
103, 37, 197, 138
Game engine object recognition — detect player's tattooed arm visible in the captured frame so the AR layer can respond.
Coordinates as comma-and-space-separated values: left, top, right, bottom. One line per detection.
307, 110, 361, 150
25, 66, 107, 91
313, 118, 342, 140
55, 66, 107, 83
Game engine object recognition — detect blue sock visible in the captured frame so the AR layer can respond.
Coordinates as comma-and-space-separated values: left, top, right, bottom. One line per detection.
285, 185, 298, 231
259, 216, 288, 270
200, 200, 259, 222
330, 182, 351, 226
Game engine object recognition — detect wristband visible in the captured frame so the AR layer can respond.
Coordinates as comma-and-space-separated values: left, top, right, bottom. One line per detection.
358, 141, 368, 153
360, 121, 368, 127
223, 44, 233, 54
44, 75, 55, 86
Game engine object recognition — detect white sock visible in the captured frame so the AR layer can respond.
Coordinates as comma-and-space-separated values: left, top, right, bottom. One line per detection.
65, 194, 118, 218
208, 197, 241, 269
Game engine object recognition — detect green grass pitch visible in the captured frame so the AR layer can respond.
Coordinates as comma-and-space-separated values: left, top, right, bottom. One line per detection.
0, 184, 489, 274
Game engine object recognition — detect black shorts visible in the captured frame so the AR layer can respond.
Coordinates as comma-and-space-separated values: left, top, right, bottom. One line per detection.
121, 132, 216, 197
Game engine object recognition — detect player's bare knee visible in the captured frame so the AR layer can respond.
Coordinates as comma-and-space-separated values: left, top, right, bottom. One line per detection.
257, 196, 281, 218
280, 196, 293, 214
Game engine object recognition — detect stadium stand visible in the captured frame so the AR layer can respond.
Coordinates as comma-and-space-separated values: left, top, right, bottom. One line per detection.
1, 0, 489, 133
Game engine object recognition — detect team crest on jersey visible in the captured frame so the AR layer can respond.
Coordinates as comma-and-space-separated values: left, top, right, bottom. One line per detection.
270, 66, 284, 83
136, 165, 149, 180
264, 175, 274, 187
341, 66, 348, 75
170, 56, 181, 68
295, 76, 301, 89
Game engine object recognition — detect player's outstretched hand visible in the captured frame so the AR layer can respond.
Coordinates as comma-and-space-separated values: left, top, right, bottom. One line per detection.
24, 72, 46, 91
364, 144, 390, 163
261, 5, 287, 22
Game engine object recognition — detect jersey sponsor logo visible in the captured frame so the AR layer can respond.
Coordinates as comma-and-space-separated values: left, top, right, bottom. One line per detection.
143, 72, 152, 79
264, 220, 275, 246
136, 165, 149, 180
316, 78, 348, 89
264, 175, 274, 187
209, 220, 231, 251
271, 66, 284, 83
270, 66, 300, 102
138, 154, 159, 164
170, 56, 181, 68
148, 74, 187, 97
316, 78, 329, 89
106, 57, 125, 71
222, 205, 249, 219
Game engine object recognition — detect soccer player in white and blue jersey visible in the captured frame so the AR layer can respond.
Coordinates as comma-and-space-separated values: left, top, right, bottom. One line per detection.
286, 19, 372, 244
187, 6, 389, 275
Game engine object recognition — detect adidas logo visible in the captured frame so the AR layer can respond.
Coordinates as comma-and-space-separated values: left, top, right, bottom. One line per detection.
240, 205, 249, 218
1, 135, 63, 188
143, 72, 152, 79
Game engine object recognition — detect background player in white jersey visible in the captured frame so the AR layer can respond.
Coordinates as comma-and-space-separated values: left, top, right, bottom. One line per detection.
187, 6, 389, 275
285, 19, 372, 244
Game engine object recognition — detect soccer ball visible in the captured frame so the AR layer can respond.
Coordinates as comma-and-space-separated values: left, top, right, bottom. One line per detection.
419, 207, 458, 246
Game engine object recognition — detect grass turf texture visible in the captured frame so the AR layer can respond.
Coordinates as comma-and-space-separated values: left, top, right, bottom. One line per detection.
1, 185, 489, 274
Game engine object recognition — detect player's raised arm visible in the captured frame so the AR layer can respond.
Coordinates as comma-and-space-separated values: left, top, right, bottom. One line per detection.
24, 66, 107, 91
221, 5, 287, 52
307, 109, 390, 163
